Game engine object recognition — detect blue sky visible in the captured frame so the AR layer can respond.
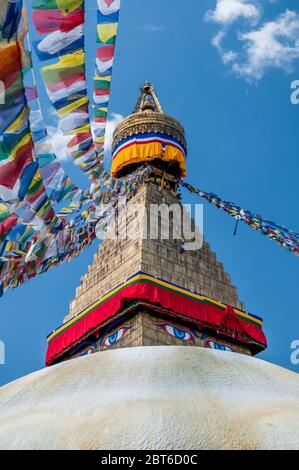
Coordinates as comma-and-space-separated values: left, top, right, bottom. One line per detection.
0, 0, 298, 386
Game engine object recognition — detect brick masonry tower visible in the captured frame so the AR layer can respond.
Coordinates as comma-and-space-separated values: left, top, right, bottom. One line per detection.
46, 83, 267, 366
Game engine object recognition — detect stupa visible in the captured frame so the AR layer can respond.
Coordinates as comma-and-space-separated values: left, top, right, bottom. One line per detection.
1, 83, 299, 451
45, 82, 267, 366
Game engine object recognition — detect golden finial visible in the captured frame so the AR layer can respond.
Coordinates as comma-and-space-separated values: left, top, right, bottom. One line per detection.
133, 81, 164, 114
140, 96, 155, 112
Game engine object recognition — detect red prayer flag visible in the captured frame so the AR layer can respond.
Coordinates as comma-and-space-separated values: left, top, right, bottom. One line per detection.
96, 45, 115, 62
67, 132, 91, 148
32, 8, 84, 34
0, 214, 18, 238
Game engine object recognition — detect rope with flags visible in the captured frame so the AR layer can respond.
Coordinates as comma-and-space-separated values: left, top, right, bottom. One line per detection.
93, 0, 120, 162
31, 0, 111, 178
0, 2, 60, 235
179, 179, 299, 255
0, 0, 123, 296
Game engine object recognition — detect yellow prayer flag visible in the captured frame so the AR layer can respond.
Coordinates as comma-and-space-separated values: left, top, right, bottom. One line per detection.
10, 133, 31, 159
56, 0, 83, 14
64, 123, 91, 136
42, 49, 85, 72
28, 169, 42, 190
94, 74, 112, 83
94, 135, 104, 144
57, 95, 89, 117
5, 107, 27, 133
97, 23, 118, 44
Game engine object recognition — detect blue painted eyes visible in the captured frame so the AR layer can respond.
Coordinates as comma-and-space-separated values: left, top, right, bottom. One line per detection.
205, 339, 233, 352
73, 346, 95, 359
171, 326, 191, 340
101, 326, 131, 349
106, 331, 120, 345
156, 323, 194, 342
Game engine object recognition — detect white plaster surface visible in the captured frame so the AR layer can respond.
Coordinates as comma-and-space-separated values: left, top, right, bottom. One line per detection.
0, 346, 299, 450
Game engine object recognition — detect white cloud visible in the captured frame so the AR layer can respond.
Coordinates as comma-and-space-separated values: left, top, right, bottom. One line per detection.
102, 113, 123, 160
223, 50, 239, 64
205, 0, 260, 26
47, 126, 70, 162
43, 107, 71, 162
206, 1, 299, 83
29, 110, 44, 132
233, 10, 299, 81
212, 31, 238, 63
47, 113, 123, 164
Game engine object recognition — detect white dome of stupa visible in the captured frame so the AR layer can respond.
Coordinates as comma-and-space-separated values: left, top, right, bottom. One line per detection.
0, 346, 299, 450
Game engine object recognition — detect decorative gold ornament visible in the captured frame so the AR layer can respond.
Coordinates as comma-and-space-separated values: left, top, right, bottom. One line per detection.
111, 82, 187, 178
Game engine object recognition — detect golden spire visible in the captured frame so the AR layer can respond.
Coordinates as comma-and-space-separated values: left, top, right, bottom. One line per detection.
133, 81, 164, 114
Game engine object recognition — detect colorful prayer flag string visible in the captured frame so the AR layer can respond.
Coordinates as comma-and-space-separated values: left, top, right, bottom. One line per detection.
0, 2, 60, 234
31, 0, 106, 178
0, 167, 150, 296
93, 0, 121, 166
179, 179, 299, 255
0, 0, 124, 296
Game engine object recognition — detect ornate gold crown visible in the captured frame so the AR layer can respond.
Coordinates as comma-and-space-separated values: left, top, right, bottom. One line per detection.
111, 82, 187, 178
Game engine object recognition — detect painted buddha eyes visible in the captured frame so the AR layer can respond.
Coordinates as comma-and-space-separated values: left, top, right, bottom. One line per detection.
100, 322, 234, 351
156, 323, 194, 342
101, 325, 131, 349
205, 339, 233, 352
